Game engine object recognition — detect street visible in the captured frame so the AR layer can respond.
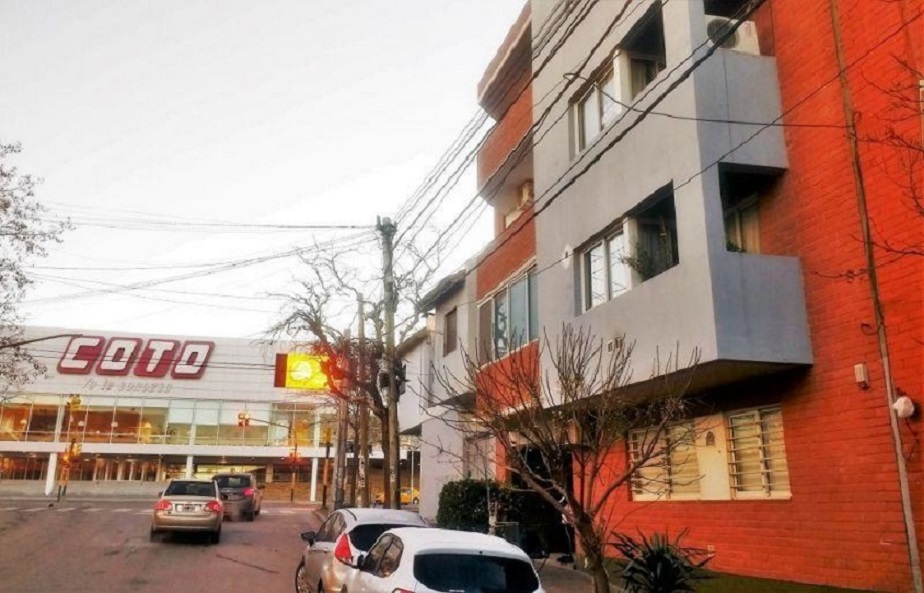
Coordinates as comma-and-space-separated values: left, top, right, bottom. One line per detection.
0, 498, 318, 593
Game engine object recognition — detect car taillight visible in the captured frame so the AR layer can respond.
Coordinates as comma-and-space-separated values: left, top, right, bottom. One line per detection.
391, 589, 414, 593
243, 487, 255, 497
333, 534, 353, 564
154, 500, 172, 511
205, 500, 223, 513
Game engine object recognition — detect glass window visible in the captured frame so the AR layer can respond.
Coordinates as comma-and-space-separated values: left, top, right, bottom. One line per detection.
584, 242, 607, 309
582, 228, 629, 311
508, 276, 529, 350
727, 407, 790, 496
377, 538, 403, 577
578, 88, 599, 150
493, 289, 508, 359
478, 301, 494, 360
724, 195, 760, 253
528, 270, 539, 341
600, 69, 619, 126
629, 422, 700, 500
363, 534, 392, 572
444, 308, 458, 356
193, 400, 219, 446
414, 553, 539, 593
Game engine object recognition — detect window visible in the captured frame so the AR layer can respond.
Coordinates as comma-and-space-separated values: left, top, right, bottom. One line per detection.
573, 7, 666, 152
629, 423, 700, 500
443, 308, 458, 356
724, 194, 760, 253
479, 268, 539, 361
581, 227, 629, 310
377, 537, 403, 578
414, 553, 540, 593
628, 194, 679, 281
576, 68, 619, 150
726, 406, 790, 497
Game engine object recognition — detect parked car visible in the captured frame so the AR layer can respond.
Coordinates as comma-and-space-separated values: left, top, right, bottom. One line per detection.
212, 472, 264, 521
150, 479, 223, 544
372, 487, 420, 506
295, 508, 428, 593
341, 526, 546, 593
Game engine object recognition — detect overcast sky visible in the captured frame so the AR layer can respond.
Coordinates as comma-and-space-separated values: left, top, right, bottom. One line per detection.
1, 1, 525, 339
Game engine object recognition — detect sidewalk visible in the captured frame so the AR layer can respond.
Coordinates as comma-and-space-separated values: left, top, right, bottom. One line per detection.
536, 560, 624, 593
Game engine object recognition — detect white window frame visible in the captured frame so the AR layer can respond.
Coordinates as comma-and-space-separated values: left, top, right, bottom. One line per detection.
580, 226, 629, 312
478, 266, 538, 362
726, 406, 791, 499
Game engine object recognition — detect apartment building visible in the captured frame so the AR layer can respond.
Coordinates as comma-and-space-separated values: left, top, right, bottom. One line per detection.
435, 0, 921, 590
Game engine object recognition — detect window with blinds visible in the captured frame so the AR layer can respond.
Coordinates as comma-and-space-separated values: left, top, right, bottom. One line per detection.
629, 423, 700, 500
726, 406, 790, 497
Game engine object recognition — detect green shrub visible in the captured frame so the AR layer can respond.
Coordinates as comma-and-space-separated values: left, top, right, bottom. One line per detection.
610, 530, 712, 593
436, 479, 508, 532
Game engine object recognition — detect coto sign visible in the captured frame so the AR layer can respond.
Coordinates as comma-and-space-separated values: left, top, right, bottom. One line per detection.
57, 336, 214, 379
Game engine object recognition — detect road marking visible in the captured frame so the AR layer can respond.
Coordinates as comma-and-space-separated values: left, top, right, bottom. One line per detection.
24, 507, 45, 512
0, 507, 19, 512
137, 510, 150, 515
84, 508, 103, 512
112, 508, 133, 513
56, 507, 77, 512
277, 509, 294, 514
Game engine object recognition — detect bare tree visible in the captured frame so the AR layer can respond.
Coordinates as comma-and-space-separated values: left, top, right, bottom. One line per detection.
270, 240, 438, 507
433, 325, 700, 593
0, 142, 69, 395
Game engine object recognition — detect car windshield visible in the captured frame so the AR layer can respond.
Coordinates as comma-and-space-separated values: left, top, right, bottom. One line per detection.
350, 524, 424, 551
414, 552, 539, 593
214, 475, 251, 488
165, 481, 215, 497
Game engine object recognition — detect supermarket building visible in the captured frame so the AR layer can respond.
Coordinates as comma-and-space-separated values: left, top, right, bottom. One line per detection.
0, 327, 356, 500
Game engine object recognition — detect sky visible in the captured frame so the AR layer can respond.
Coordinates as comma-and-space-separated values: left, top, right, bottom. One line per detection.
1, 1, 526, 339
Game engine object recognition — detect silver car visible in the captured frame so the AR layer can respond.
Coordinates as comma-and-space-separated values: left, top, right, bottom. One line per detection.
150, 479, 223, 544
295, 508, 428, 593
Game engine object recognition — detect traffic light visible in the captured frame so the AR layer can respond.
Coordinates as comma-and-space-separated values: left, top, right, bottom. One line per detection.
237, 411, 250, 427
70, 442, 82, 458
377, 359, 407, 395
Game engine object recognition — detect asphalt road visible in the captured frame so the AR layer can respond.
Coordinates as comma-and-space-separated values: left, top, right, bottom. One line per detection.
0, 498, 320, 593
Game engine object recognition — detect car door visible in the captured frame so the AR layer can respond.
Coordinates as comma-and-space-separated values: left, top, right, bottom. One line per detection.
305, 512, 345, 589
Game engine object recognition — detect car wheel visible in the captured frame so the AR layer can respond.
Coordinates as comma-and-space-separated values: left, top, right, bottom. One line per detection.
412, 497, 419, 505
294, 561, 310, 593
209, 527, 221, 545
149, 528, 161, 543
246, 509, 255, 522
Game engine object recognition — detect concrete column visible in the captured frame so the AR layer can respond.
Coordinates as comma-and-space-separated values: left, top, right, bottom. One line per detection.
310, 457, 319, 502
92, 459, 99, 482
266, 463, 274, 484
116, 461, 125, 481
184, 455, 194, 478
128, 460, 136, 481
44, 453, 57, 496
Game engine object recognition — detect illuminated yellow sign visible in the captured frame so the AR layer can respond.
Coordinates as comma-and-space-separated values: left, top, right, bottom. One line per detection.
282, 353, 329, 390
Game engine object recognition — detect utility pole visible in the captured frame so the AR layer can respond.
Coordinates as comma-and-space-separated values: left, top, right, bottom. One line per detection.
357, 294, 370, 508
333, 331, 350, 510
377, 216, 400, 509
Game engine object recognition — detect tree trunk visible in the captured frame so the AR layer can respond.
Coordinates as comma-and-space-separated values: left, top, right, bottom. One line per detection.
574, 515, 611, 593
378, 411, 391, 507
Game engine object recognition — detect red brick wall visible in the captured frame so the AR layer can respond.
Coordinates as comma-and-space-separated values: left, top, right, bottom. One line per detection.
476, 209, 536, 300
477, 74, 533, 191
592, 1, 924, 591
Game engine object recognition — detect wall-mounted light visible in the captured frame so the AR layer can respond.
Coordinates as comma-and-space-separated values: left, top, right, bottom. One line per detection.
854, 363, 870, 389
893, 396, 916, 419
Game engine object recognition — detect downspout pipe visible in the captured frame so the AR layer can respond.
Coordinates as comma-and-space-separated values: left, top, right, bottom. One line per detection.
827, 1, 923, 591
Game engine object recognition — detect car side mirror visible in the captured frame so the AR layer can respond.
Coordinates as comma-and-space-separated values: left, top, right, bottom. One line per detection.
156, 491, 163, 497
355, 554, 366, 571
300, 531, 317, 546
257, 484, 266, 490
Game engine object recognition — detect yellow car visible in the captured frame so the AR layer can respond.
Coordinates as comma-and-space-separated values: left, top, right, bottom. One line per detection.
373, 487, 420, 506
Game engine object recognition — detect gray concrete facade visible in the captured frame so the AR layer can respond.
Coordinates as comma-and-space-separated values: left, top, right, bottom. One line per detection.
531, 0, 811, 390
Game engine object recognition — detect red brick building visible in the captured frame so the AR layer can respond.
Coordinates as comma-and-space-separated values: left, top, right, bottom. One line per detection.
469, 1, 923, 590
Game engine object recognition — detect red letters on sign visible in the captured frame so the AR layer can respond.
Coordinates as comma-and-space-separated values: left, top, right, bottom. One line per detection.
57, 336, 214, 380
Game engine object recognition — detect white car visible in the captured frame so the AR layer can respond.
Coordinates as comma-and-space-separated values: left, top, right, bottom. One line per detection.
295, 508, 428, 593
341, 527, 546, 593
